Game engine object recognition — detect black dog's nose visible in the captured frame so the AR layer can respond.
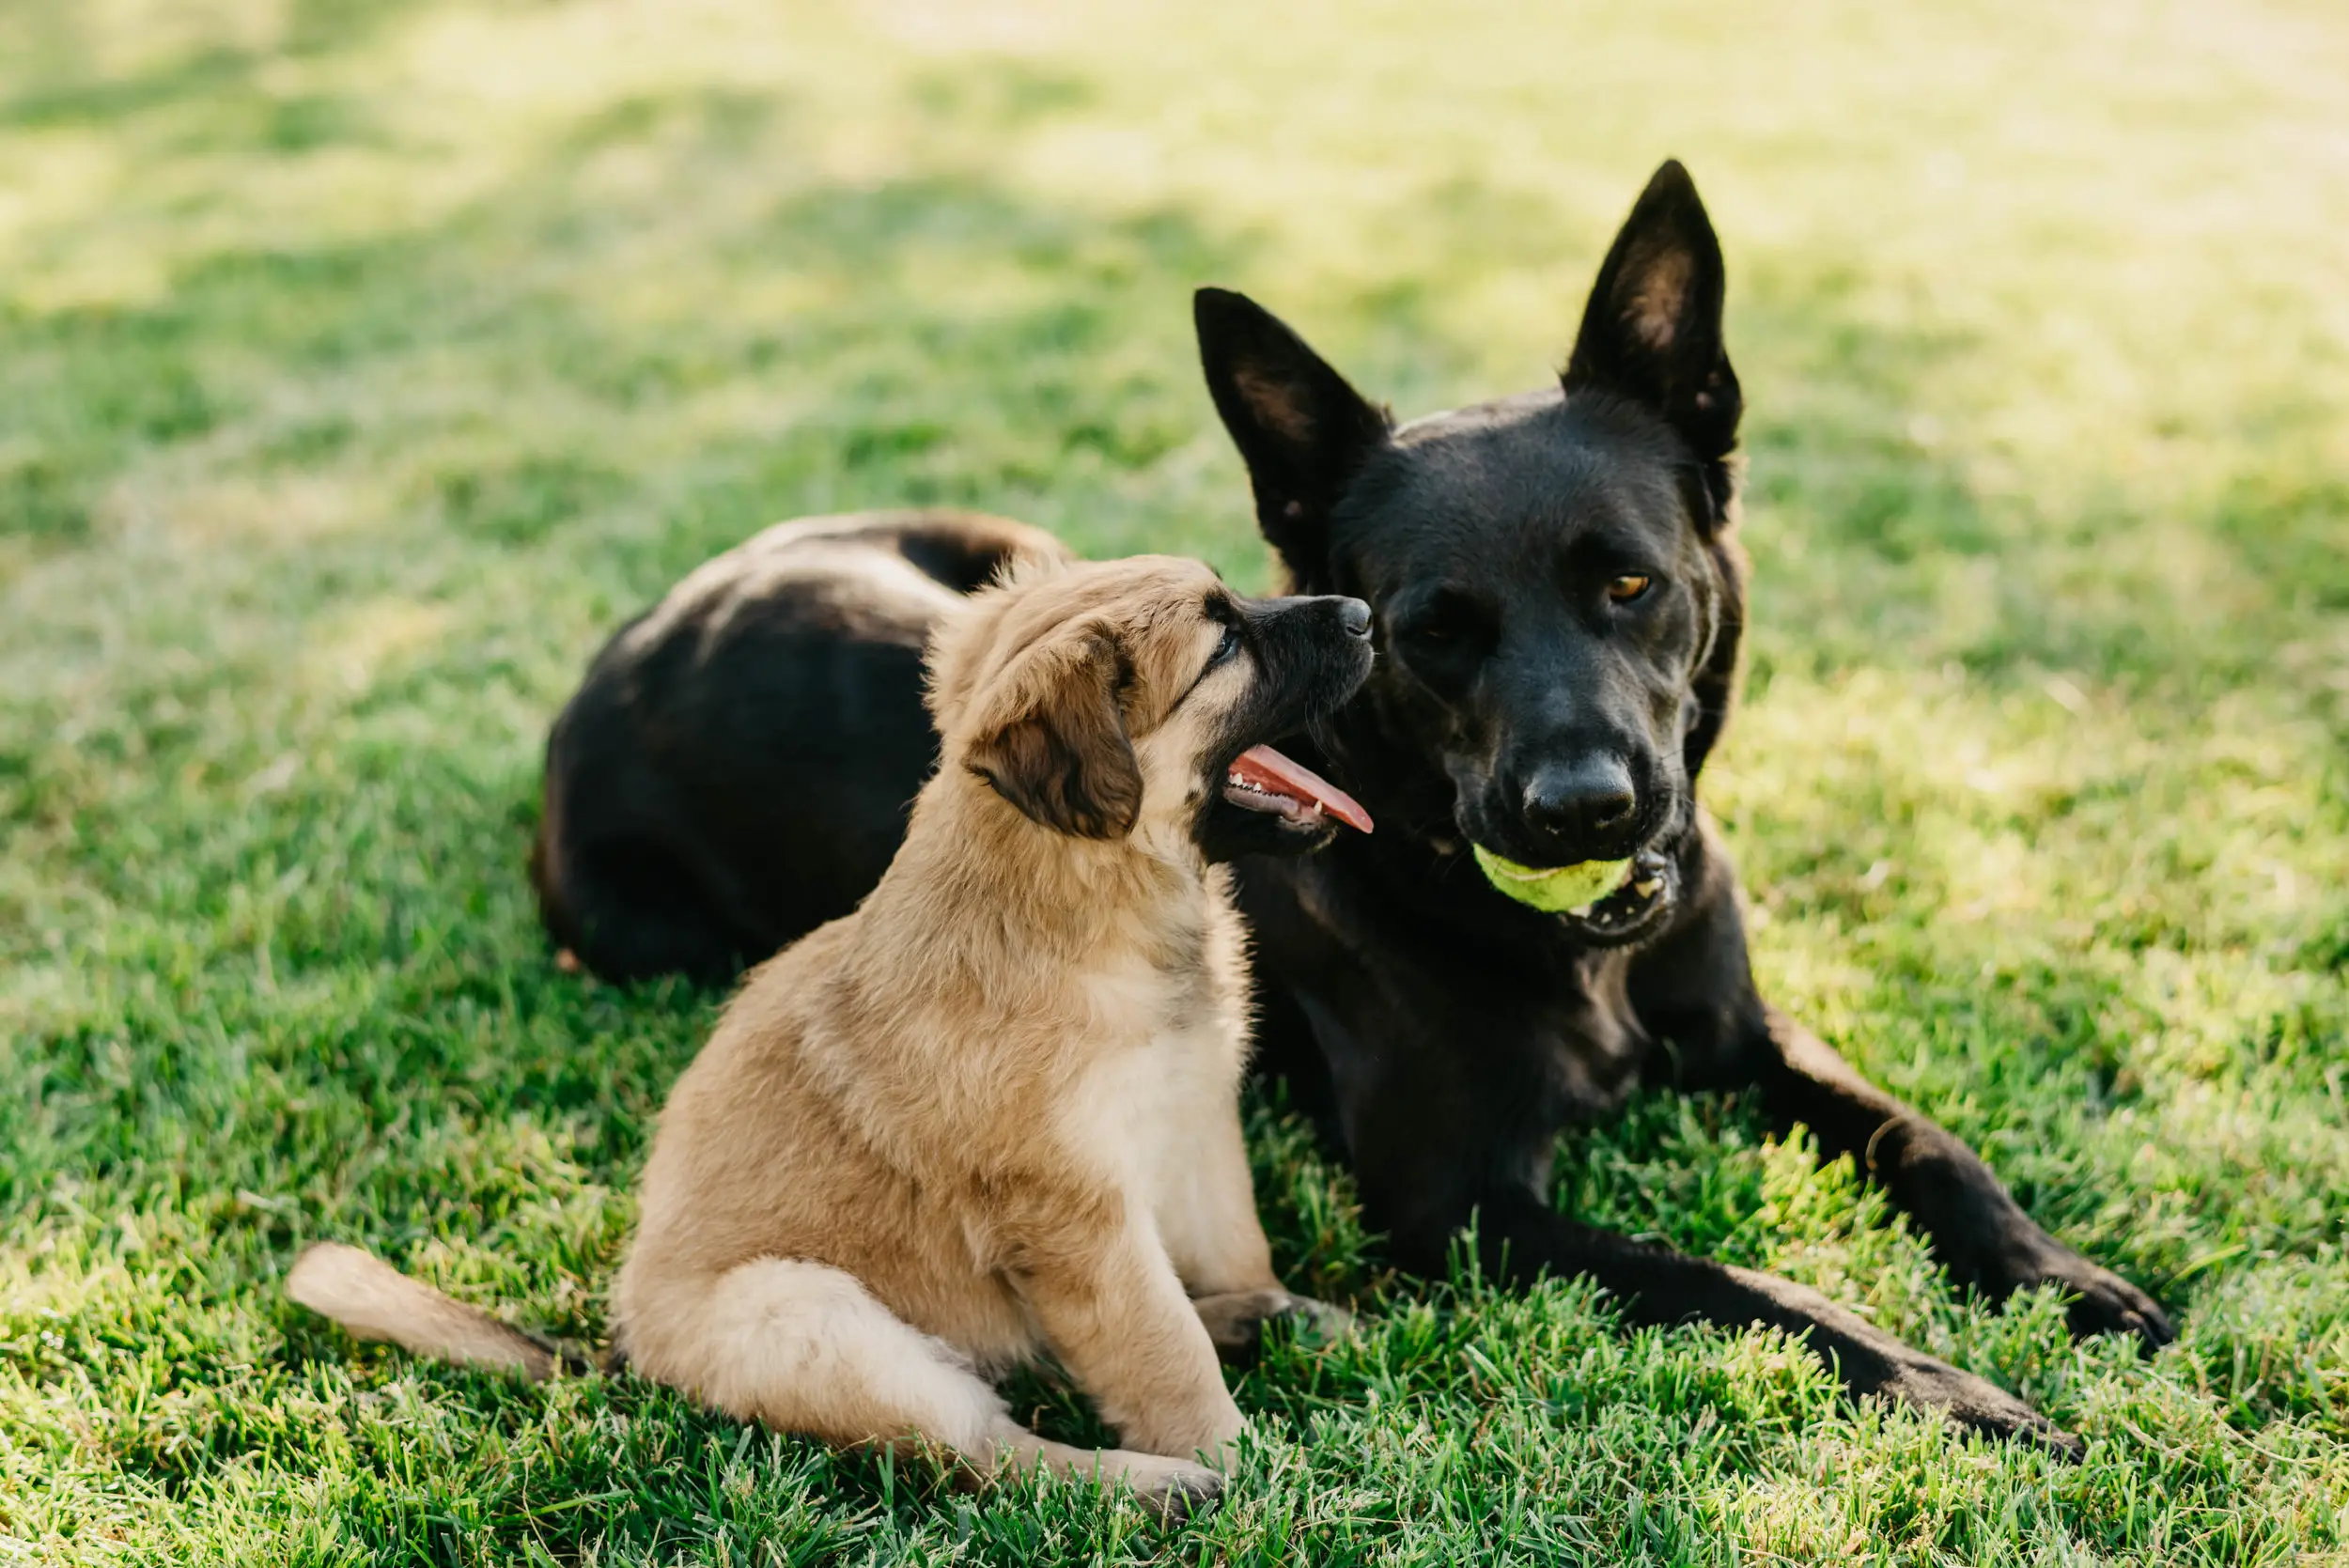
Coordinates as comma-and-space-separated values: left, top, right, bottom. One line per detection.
1523, 757, 1638, 841
1336, 598, 1372, 638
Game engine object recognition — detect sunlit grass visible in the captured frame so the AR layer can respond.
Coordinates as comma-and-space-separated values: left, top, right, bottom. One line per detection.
3, 0, 2345, 1562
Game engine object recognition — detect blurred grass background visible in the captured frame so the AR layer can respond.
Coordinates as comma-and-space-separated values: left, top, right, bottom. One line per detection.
2, 1, 2345, 1562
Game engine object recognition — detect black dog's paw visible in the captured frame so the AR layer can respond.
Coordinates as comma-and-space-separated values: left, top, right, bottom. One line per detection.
1972, 1239, 2175, 1354
1191, 1290, 1353, 1363
1867, 1350, 2083, 1461
2051, 1261, 2175, 1353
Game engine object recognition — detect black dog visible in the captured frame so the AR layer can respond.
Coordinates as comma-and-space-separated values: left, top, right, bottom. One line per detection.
531, 508, 1067, 985
535, 163, 2170, 1450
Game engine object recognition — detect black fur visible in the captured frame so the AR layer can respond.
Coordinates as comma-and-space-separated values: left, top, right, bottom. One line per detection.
531, 509, 1067, 985
533, 163, 2171, 1451
1197, 163, 2169, 1454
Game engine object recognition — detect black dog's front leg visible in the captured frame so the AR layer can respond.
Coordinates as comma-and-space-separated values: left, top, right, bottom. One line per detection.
1752, 1006, 2172, 1351
1381, 1179, 2079, 1455
1632, 848, 2173, 1352
1322, 1026, 2078, 1452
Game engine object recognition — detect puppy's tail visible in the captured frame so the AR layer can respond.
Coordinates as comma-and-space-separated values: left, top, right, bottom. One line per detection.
287, 1242, 604, 1380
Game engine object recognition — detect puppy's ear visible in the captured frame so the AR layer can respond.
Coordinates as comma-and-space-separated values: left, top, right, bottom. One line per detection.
1563, 161, 1742, 512
962, 625, 1142, 839
924, 552, 1075, 735
1195, 288, 1392, 585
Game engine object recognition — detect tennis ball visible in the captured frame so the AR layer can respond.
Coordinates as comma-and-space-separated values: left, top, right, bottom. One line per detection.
1471, 846, 1633, 912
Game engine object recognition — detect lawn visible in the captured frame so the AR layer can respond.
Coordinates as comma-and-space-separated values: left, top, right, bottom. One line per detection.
4, 0, 2347, 1562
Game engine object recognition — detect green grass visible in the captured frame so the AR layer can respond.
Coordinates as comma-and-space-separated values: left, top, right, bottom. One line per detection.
4, 1, 2346, 1561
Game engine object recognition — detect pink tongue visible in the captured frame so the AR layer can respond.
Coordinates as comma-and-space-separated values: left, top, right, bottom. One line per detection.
1229, 745, 1375, 834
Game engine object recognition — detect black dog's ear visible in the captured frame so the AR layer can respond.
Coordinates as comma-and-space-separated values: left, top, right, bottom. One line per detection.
1563, 161, 1742, 483
1195, 287, 1392, 583
962, 624, 1142, 840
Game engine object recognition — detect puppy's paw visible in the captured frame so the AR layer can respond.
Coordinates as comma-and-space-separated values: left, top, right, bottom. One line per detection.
1192, 1289, 1354, 1362
1130, 1459, 1224, 1524
1275, 1294, 1354, 1350
1192, 1289, 1292, 1358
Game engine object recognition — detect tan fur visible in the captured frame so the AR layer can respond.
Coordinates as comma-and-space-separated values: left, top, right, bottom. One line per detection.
1231, 365, 1319, 443
1624, 244, 1694, 351
287, 1243, 564, 1379
295, 554, 1344, 1516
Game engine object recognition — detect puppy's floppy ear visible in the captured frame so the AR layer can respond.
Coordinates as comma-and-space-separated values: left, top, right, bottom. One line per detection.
1195, 288, 1392, 586
961, 623, 1142, 839
924, 551, 1072, 735
1563, 161, 1742, 517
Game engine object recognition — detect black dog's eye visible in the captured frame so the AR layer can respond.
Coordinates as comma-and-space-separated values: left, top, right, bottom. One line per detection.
1399, 593, 1486, 651
1607, 573, 1654, 604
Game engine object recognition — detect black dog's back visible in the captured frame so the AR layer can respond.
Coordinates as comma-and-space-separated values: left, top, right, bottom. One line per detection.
532, 509, 1066, 984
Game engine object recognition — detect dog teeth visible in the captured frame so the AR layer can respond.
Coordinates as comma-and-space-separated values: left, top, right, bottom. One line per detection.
1566, 876, 1664, 923
1224, 775, 1321, 824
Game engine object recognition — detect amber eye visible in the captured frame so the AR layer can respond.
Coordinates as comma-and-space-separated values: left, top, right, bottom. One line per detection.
1607, 573, 1654, 604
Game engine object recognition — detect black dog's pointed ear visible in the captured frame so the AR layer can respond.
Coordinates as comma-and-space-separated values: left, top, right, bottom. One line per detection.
1563, 161, 1742, 477
1195, 287, 1392, 583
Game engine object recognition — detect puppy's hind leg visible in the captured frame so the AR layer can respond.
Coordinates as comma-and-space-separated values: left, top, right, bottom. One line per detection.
676, 1259, 1224, 1520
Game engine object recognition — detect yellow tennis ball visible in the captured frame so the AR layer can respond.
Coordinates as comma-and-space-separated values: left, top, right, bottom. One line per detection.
1471, 846, 1633, 912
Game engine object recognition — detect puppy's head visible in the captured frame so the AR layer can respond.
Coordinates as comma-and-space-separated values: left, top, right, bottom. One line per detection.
928, 555, 1377, 859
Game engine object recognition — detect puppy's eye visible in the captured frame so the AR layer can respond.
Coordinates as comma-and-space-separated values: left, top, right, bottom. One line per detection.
1607, 574, 1654, 604
1209, 624, 1242, 665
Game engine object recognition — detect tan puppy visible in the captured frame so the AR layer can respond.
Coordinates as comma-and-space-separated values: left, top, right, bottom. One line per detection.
291, 553, 1378, 1514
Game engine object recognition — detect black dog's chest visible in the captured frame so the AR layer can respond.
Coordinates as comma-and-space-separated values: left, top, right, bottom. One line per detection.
1523, 955, 1652, 1118
1240, 855, 1657, 1147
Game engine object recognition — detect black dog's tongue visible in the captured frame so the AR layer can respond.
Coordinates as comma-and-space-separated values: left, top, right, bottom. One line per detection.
1228, 745, 1375, 833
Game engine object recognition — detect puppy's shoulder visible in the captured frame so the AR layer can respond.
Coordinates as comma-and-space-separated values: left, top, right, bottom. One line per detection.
673, 919, 854, 1091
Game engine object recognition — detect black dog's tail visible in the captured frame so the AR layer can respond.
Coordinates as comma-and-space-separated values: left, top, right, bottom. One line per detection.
288, 1242, 607, 1379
